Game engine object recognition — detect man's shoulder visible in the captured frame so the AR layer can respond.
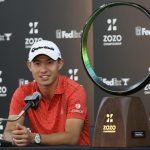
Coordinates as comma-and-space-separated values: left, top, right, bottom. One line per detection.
16, 81, 37, 94
11, 81, 37, 101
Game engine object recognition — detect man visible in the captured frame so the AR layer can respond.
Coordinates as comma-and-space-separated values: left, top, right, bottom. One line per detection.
3, 40, 90, 146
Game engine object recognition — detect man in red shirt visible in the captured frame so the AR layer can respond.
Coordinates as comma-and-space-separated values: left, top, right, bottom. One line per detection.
3, 40, 90, 146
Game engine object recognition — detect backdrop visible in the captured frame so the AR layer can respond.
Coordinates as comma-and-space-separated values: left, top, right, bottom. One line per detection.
0, 0, 94, 137
1, 0, 150, 141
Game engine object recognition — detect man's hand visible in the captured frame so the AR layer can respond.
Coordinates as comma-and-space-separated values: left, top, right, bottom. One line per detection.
12, 123, 34, 146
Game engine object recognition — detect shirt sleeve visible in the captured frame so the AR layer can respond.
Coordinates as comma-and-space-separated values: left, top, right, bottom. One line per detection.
9, 87, 26, 115
67, 85, 88, 120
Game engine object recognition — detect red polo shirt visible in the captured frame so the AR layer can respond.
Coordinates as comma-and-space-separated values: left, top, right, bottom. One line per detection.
9, 75, 90, 145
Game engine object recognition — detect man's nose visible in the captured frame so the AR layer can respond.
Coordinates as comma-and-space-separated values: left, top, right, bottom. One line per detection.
40, 64, 48, 73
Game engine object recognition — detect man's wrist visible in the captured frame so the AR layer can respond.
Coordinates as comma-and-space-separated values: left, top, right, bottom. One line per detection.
30, 133, 36, 144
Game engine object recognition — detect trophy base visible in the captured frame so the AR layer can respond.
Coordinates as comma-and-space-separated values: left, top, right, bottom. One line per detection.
93, 96, 150, 147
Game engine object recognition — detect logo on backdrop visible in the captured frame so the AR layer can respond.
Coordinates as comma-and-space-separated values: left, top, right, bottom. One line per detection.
103, 18, 122, 46
56, 29, 82, 39
29, 22, 39, 34
143, 68, 150, 94
68, 69, 79, 81
0, 71, 2, 83
135, 26, 150, 36
107, 18, 117, 31
0, 122, 3, 131
101, 77, 130, 86
0, 71, 7, 97
0, 0, 5, 3
0, 121, 3, 138
18, 78, 29, 86
144, 84, 150, 94
25, 21, 43, 49
0, 33, 12, 42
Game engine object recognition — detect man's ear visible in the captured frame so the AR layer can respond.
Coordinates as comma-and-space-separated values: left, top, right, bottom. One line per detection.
58, 59, 64, 70
26, 61, 32, 72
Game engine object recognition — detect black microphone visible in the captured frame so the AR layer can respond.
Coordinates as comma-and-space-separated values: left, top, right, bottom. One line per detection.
0, 92, 41, 122
24, 91, 41, 108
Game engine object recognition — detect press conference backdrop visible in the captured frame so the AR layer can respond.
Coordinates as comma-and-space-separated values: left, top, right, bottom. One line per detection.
1, 0, 150, 140
0, 0, 94, 137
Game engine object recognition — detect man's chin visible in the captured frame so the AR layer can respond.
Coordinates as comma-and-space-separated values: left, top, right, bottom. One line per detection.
38, 81, 52, 86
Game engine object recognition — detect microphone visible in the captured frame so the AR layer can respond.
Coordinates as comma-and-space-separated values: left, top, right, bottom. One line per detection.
0, 92, 41, 122
24, 91, 41, 108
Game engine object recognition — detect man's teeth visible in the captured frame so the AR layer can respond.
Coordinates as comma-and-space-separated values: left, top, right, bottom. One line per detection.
42, 76, 48, 78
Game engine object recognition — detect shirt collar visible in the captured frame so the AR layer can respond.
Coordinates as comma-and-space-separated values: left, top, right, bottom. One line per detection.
54, 75, 65, 94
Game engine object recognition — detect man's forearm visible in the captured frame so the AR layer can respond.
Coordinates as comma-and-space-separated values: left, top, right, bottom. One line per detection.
39, 132, 79, 145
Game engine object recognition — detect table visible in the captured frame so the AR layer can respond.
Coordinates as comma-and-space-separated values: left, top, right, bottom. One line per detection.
1, 146, 150, 150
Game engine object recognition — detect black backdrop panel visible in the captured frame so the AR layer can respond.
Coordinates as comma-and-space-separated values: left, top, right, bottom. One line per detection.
0, 0, 94, 136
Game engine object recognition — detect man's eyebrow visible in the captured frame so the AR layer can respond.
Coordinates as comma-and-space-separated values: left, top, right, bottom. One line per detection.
47, 58, 54, 61
32, 59, 40, 62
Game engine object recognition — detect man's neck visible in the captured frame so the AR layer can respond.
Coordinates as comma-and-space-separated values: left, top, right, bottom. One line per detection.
38, 79, 58, 100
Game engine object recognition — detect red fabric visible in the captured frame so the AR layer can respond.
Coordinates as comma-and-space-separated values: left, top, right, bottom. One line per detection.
9, 75, 90, 145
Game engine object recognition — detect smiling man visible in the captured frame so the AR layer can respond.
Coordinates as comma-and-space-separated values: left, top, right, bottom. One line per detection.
3, 40, 90, 146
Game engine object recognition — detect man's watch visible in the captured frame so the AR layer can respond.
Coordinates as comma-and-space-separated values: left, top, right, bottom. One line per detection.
34, 133, 41, 144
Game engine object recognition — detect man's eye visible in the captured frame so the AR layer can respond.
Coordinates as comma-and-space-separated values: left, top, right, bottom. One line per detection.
48, 61, 53, 64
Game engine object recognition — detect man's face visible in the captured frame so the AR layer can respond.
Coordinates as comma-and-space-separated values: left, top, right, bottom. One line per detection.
27, 54, 63, 87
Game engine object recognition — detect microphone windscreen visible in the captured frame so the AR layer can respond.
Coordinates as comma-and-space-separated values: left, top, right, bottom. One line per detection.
32, 91, 42, 99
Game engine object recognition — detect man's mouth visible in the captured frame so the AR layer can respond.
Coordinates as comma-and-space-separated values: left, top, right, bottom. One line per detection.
40, 75, 50, 80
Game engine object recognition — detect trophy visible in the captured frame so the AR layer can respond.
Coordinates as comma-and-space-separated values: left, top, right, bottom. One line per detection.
81, 2, 150, 147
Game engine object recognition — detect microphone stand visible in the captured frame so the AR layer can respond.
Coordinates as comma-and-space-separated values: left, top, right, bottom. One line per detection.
0, 102, 33, 122
0, 91, 41, 122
